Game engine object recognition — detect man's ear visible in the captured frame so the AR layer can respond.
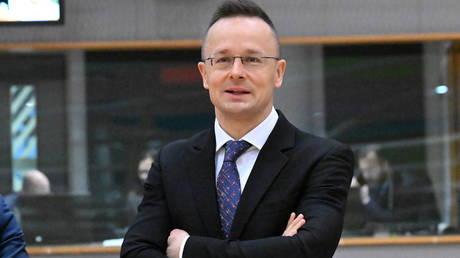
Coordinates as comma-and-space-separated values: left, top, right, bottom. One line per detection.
274, 59, 286, 89
198, 62, 209, 90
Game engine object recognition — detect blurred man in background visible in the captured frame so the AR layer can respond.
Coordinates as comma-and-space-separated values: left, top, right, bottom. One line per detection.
5, 170, 51, 210
353, 145, 439, 233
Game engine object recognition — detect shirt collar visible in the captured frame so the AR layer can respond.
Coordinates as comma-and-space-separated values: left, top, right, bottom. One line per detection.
214, 107, 279, 152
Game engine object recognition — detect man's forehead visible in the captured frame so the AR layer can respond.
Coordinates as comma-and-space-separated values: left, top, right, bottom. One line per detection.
211, 48, 263, 56
203, 16, 278, 56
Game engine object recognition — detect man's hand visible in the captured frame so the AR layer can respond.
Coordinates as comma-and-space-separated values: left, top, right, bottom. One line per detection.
167, 229, 190, 258
282, 212, 305, 237
359, 184, 371, 205
350, 176, 359, 188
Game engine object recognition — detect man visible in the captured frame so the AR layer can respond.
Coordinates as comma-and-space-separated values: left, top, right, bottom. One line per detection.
126, 149, 158, 217
354, 146, 439, 228
21, 170, 51, 196
5, 170, 51, 210
0, 195, 29, 258
121, 1, 353, 257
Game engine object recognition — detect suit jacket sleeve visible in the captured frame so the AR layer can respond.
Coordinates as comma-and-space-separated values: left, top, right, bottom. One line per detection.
0, 195, 29, 258
120, 149, 171, 258
183, 144, 354, 258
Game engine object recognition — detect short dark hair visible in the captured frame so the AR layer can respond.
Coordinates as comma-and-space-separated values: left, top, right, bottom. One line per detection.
208, 0, 277, 35
356, 144, 381, 161
356, 144, 390, 166
202, 0, 279, 58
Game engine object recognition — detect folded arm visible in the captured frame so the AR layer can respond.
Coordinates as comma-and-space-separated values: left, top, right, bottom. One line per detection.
181, 144, 354, 258
122, 143, 353, 258
167, 213, 306, 258
120, 149, 171, 258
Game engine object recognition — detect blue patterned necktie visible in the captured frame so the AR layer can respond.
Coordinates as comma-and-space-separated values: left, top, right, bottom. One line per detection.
216, 140, 251, 238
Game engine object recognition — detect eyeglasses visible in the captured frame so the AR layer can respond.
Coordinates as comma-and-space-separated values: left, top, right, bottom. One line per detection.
203, 55, 280, 70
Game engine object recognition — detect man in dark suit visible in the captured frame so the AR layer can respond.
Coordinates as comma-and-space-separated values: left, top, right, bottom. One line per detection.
121, 1, 354, 257
0, 194, 29, 258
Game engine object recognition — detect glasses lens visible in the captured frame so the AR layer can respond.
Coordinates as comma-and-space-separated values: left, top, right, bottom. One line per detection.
208, 55, 277, 70
211, 56, 229, 69
243, 56, 263, 68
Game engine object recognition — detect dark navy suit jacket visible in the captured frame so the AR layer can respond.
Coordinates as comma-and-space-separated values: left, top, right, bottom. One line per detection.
121, 112, 354, 258
0, 195, 28, 258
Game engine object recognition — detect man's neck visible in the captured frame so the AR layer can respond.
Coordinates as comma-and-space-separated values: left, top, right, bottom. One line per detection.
215, 107, 272, 140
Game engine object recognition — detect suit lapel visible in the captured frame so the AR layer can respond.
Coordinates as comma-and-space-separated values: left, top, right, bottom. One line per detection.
230, 112, 296, 238
186, 129, 223, 238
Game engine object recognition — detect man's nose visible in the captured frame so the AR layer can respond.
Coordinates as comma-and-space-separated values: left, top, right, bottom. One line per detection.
229, 57, 245, 78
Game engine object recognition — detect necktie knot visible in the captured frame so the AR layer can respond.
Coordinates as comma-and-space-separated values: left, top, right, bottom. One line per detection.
224, 140, 251, 162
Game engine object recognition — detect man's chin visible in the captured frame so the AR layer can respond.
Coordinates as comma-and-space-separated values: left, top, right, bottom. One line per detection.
219, 104, 251, 116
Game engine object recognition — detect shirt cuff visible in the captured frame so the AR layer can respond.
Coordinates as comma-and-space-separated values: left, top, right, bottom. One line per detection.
179, 235, 190, 258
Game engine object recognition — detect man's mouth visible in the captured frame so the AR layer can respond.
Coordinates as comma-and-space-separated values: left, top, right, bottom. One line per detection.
226, 89, 250, 95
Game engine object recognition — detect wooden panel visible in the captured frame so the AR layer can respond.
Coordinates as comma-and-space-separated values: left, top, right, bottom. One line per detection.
26, 235, 460, 255
340, 235, 460, 246
27, 245, 120, 255
448, 42, 460, 229
1, 33, 460, 51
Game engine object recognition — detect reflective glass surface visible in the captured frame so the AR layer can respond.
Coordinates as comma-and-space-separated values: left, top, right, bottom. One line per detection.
0, 42, 459, 245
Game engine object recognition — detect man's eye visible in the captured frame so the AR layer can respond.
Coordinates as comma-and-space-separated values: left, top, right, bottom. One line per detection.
215, 57, 230, 63
246, 56, 262, 63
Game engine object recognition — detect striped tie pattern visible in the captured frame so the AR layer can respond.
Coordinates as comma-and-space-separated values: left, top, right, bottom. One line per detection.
216, 140, 251, 238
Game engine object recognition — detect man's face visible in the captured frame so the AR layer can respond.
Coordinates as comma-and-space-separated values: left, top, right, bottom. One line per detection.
198, 16, 286, 121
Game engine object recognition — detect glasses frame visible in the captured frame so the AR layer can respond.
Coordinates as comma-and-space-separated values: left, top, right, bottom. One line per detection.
202, 55, 281, 70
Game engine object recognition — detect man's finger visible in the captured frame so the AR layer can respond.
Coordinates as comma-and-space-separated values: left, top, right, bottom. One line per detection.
289, 214, 305, 230
283, 213, 305, 236
287, 212, 296, 225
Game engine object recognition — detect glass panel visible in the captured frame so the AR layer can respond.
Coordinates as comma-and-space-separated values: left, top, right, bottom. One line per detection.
330, 43, 448, 236
1, 42, 459, 247
9, 85, 38, 192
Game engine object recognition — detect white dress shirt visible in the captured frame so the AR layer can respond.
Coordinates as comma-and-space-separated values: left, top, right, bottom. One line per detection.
214, 107, 279, 191
179, 107, 279, 257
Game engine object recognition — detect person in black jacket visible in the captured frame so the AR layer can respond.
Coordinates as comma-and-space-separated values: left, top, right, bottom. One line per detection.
121, 1, 353, 257
0, 194, 28, 258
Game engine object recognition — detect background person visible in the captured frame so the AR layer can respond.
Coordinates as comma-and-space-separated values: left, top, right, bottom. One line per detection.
21, 170, 51, 196
5, 170, 51, 210
126, 149, 158, 216
353, 145, 439, 233
0, 194, 29, 258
